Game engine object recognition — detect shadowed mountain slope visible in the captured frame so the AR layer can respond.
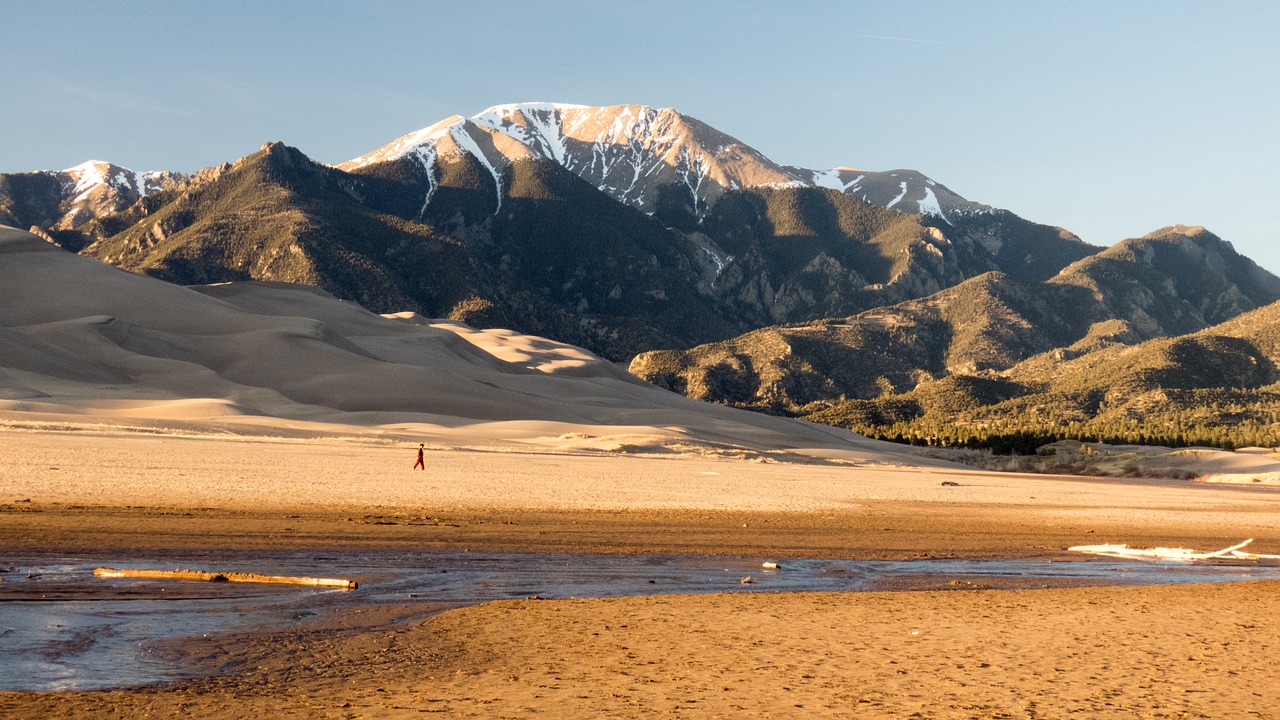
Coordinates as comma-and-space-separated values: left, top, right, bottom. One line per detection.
344, 103, 1098, 329
804, 322, 1280, 453
1048, 225, 1280, 338
73, 139, 1085, 361
800, 281, 1280, 452
633, 227, 1280, 432
78, 143, 480, 315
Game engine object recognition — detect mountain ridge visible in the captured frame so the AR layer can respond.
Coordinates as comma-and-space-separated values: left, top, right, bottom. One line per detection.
0, 161, 185, 244
342, 102, 995, 223
630, 225, 1280, 417
60, 129, 1092, 361
2, 103, 1251, 377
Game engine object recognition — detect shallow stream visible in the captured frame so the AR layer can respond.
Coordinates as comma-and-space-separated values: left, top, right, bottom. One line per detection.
3, 550, 1279, 692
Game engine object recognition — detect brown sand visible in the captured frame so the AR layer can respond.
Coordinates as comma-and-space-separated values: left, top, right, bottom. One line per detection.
5, 430, 1280, 718
4, 583, 1278, 718
7, 428, 1280, 560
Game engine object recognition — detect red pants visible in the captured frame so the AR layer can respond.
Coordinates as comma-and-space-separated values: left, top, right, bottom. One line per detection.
413, 457, 425, 470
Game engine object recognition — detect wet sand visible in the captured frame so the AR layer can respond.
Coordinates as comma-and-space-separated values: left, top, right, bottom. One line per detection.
5, 429, 1280, 717
7, 500, 1280, 565
5, 582, 1279, 718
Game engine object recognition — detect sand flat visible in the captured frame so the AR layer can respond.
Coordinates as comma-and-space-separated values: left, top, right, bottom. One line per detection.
7, 427, 1280, 515
5, 420, 1280, 561
5, 428, 1280, 718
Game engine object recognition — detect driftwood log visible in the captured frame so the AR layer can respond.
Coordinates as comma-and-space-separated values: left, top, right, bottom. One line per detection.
94, 567, 357, 589
1068, 538, 1280, 562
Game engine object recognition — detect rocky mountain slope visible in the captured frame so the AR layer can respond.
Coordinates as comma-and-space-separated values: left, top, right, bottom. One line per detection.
32, 103, 1095, 360
631, 226, 1280, 424
77, 143, 480, 314
805, 303, 1280, 452
71, 142, 747, 359
337, 104, 1095, 343
0, 161, 184, 248
781, 230, 1280, 451
342, 103, 1096, 279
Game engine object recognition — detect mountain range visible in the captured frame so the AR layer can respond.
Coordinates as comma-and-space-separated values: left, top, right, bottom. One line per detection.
632, 225, 1280, 403
0, 103, 1095, 359
340, 103, 991, 221
632, 225, 1280, 449
3, 102, 1276, 451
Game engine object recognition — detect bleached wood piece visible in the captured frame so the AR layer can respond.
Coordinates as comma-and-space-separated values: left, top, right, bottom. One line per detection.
94, 567, 357, 589
1068, 538, 1256, 561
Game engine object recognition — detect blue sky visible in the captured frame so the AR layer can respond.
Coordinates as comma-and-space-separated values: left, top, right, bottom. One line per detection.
4, 1, 1278, 270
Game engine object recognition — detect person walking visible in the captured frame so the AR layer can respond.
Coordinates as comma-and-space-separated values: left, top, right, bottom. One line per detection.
413, 443, 425, 471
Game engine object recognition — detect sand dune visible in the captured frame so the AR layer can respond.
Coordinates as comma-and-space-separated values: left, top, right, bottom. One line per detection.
0, 225, 933, 465
4, 223, 1276, 480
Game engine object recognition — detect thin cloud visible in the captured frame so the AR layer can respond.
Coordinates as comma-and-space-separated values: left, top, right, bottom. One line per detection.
49, 79, 203, 120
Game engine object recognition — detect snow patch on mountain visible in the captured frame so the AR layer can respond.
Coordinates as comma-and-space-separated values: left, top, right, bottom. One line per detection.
917, 186, 950, 224
342, 116, 460, 171
809, 168, 866, 192
448, 123, 505, 209
29, 161, 187, 229
686, 232, 734, 288
64, 161, 112, 200
473, 103, 583, 166
61, 160, 180, 202
887, 181, 910, 209
406, 145, 439, 219
342, 102, 995, 222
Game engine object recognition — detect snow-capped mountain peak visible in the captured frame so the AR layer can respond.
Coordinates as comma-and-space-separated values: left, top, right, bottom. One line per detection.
63, 160, 116, 200
60, 160, 179, 204
341, 102, 991, 222
16, 161, 189, 230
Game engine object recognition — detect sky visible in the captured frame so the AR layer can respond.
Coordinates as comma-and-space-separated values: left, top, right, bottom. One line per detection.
4, 1, 1279, 270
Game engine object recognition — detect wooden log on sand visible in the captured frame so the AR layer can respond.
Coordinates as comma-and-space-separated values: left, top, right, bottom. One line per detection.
94, 567, 357, 589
